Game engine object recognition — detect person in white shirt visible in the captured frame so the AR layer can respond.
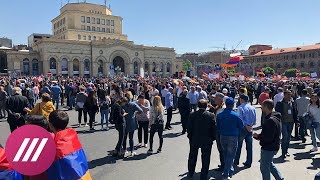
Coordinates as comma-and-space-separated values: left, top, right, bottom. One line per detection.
149, 85, 159, 106
273, 87, 284, 108
308, 94, 320, 152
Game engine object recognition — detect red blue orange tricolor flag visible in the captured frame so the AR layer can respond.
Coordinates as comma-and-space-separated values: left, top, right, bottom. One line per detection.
0, 147, 23, 180
47, 128, 92, 180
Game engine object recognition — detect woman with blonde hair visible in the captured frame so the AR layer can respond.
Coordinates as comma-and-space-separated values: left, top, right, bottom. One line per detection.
148, 96, 164, 153
24, 93, 55, 120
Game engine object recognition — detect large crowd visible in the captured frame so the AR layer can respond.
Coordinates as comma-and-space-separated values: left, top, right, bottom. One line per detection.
0, 75, 320, 180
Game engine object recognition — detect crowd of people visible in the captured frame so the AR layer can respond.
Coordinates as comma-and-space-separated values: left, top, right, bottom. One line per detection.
0, 75, 320, 179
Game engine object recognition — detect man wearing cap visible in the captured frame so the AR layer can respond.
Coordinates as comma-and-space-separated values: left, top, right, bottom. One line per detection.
275, 90, 298, 159
6, 87, 29, 132
234, 94, 256, 168
216, 97, 243, 179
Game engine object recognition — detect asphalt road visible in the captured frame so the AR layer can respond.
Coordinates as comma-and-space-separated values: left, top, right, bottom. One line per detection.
0, 105, 319, 180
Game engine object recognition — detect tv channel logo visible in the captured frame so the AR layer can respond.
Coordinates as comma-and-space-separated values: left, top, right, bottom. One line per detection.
5, 125, 56, 176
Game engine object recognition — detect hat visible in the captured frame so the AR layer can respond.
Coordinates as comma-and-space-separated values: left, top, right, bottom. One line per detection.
87, 87, 94, 92
12, 87, 22, 95
240, 94, 249, 102
196, 85, 202, 89
222, 88, 228, 94
225, 97, 235, 106
213, 92, 224, 99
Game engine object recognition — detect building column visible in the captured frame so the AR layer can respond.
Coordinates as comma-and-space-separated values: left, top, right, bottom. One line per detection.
68, 60, 73, 76
105, 62, 111, 76
126, 62, 133, 76
92, 61, 98, 76
43, 60, 49, 75
56, 60, 61, 76
79, 60, 84, 77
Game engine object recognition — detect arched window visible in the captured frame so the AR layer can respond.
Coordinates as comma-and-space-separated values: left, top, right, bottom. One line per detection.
152, 62, 156, 72
32, 59, 39, 75
49, 57, 57, 75
160, 62, 164, 73
73, 59, 80, 75
134, 61, 139, 75
23, 58, 30, 75
61, 58, 68, 75
277, 64, 281, 69
292, 62, 296, 68
88, 36, 91, 40
93, 36, 96, 41
98, 60, 103, 74
78, 34, 81, 40
310, 61, 315, 68
166, 63, 171, 73
300, 62, 305, 68
84, 59, 90, 75
144, 62, 149, 72
284, 63, 288, 68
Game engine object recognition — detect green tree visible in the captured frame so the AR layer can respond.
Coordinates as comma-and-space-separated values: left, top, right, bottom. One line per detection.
261, 67, 275, 76
183, 59, 193, 71
301, 72, 310, 77
284, 68, 298, 77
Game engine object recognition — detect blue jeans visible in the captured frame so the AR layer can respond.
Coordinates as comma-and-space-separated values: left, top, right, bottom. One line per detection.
69, 95, 76, 109
190, 104, 197, 112
123, 131, 135, 152
52, 98, 59, 110
310, 122, 320, 148
173, 95, 178, 109
220, 135, 238, 178
100, 109, 109, 128
281, 122, 294, 155
235, 127, 253, 166
260, 149, 283, 180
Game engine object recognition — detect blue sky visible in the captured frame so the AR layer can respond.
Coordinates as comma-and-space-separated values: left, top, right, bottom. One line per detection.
1, 0, 320, 54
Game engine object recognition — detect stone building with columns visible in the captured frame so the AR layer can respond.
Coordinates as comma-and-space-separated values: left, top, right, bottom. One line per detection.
240, 44, 320, 76
2, 2, 182, 77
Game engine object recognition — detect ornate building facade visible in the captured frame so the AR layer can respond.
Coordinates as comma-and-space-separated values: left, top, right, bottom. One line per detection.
2, 2, 182, 77
240, 44, 320, 76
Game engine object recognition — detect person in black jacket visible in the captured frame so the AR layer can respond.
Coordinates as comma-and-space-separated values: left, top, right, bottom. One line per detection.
275, 90, 298, 159
6, 87, 29, 132
112, 98, 127, 158
254, 99, 284, 180
187, 99, 216, 180
178, 89, 191, 134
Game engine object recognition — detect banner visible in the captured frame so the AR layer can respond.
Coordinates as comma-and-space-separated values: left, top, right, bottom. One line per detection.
230, 76, 237, 81
311, 72, 317, 78
140, 67, 145, 78
239, 75, 245, 81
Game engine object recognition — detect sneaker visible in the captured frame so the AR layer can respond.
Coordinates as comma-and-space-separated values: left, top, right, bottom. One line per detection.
131, 151, 136, 156
147, 149, 153, 153
157, 148, 162, 153
311, 147, 318, 152
105, 127, 109, 131
137, 143, 142, 147
286, 152, 290, 157
77, 124, 81, 127
144, 144, 148, 148
90, 128, 95, 131
84, 123, 89, 127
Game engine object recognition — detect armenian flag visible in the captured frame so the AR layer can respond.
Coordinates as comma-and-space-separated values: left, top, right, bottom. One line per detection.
0, 147, 23, 180
256, 69, 265, 76
47, 128, 92, 180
